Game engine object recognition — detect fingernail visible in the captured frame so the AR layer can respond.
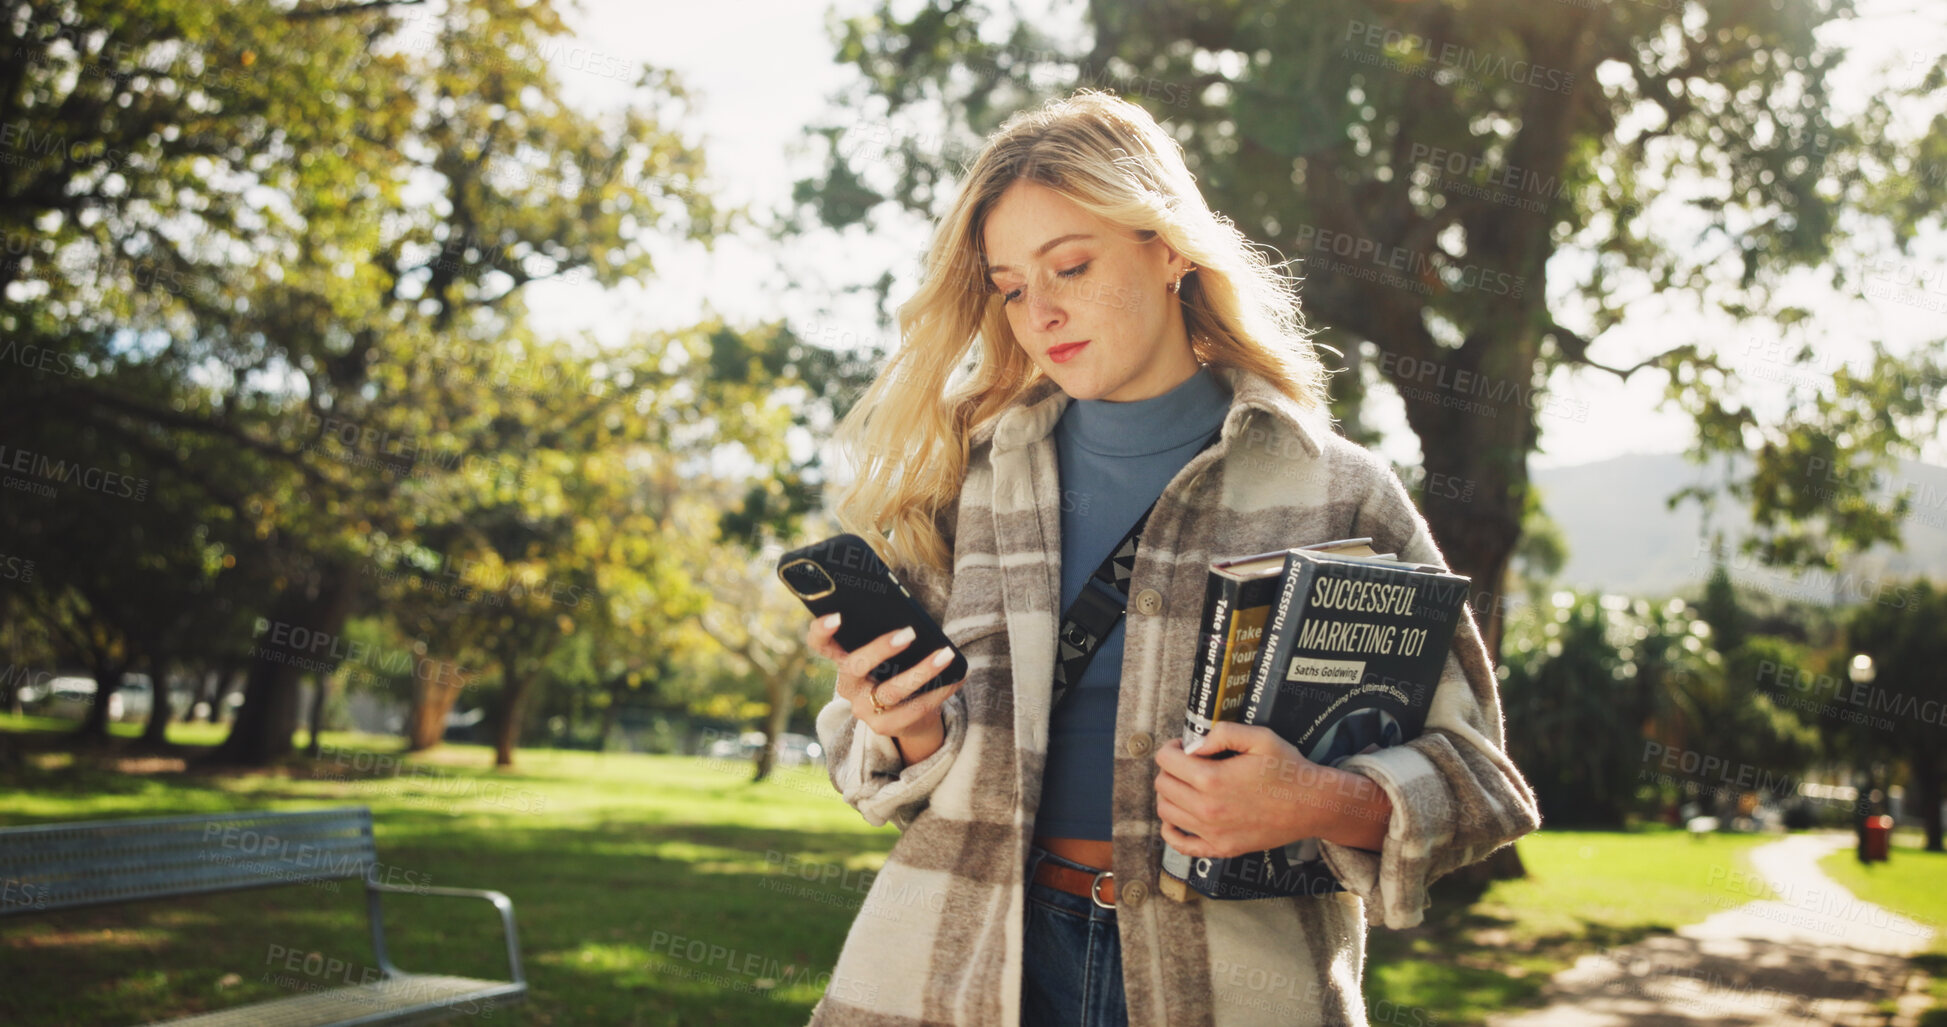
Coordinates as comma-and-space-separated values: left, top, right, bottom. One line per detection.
931, 649, 953, 667
822, 613, 842, 629
1184, 735, 1203, 755
891, 627, 916, 647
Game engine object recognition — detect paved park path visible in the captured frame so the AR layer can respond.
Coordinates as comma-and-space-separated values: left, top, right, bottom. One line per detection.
1488, 832, 1936, 1027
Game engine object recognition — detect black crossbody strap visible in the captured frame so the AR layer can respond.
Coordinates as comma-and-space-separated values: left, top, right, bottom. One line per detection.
1049, 425, 1223, 714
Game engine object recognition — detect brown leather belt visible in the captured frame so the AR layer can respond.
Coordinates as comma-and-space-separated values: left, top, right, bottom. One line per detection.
1033, 856, 1116, 908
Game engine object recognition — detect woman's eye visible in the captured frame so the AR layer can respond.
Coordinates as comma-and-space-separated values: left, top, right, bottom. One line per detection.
997, 262, 1087, 305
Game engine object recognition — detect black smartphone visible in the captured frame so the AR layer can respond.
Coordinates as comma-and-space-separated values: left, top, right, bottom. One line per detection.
775, 533, 967, 693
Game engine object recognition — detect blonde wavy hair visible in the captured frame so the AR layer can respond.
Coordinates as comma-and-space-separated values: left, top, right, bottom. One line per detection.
833, 87, 1333, 577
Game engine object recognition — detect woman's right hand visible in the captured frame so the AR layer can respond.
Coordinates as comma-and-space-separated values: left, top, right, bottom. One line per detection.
806, 613, 964, 763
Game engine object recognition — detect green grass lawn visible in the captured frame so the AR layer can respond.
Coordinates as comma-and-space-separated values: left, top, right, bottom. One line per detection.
0, 716, 1782, 1025
1818, 831, 1947, 1025
1363, 827, 1780, 1025
1, 712, 235, 746
2, 718, 888, 1025
1818, 831, 1947, 954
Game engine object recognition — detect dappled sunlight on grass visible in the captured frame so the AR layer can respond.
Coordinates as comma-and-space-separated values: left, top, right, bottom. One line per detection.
2, 718, 1805, 1026
1364, 827, 1782, 1024
1819, 840, 1947, 956
1473, 828, 1781, 942
1, 721, 895, 1025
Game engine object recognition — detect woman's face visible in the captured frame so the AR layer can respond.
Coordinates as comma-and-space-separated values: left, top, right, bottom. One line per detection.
981, 179, 1197, 403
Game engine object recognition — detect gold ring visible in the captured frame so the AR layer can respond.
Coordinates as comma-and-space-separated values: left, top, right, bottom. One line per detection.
870, 686, 886, 714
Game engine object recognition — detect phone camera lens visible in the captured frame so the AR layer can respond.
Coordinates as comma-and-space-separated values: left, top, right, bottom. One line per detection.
779, 559, 836, 599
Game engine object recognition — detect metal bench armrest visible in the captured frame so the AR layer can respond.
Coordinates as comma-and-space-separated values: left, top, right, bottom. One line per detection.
365, 882, 525, 986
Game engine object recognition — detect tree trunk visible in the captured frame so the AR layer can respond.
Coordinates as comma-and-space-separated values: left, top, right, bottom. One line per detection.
753, 670, 794, 783
73, 656, 122, 744
405, 660, 467, 752
306, 671, 332, 758
1384, 331, 1541, 884
1913, 744, 1943, 854
596, 675, 628, 752
196, 668, 219, 722
208, 562, 356, 766
214, 665, 246, 722
215, 653, 305, 764
492, 671, 531, 768
140, 654, 173, 746
492, 637, 534, 768
1405, 358, 1536, 661
2, 621, 37, 715
193, 657, 240, 722
4, 654, 22, 715
184, 667, 211, 722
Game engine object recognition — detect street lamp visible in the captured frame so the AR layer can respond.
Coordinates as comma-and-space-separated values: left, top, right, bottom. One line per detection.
1849, 653, 1886, 863
1850, 652, 1882, 809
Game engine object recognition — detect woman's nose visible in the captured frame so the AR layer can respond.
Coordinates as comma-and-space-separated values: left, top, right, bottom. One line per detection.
1028, 290, 1065, 331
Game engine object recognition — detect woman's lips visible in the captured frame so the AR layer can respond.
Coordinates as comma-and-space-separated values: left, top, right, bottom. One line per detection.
1047, 340, 1089, 363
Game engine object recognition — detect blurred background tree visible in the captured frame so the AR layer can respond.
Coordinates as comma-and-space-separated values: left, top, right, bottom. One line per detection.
1842, 579, 1947, 851
791, 0, 1947, 659
0, 0, 841, 768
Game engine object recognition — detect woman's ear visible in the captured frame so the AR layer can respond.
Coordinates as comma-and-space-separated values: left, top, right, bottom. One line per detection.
1157, 238, 1194, 282
1164, 249, 1196, 295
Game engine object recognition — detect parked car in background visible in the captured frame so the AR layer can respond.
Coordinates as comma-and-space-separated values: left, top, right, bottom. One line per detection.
772, 732, 822, 767
22, 675, 154, 723
701, 730, 822, 766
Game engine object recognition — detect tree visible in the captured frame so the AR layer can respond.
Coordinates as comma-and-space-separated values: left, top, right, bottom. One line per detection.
1846, 579, 1947, 852
1497, 586, 1819, 828
696, 524, 819, 783
205, 6, 723, 766
0, 0, 724, 765
1499, 592, 1636, 826
789, 0, 1947, 661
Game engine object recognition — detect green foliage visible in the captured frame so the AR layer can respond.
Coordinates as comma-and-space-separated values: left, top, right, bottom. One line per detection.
1696, 560, 1747, 654
791, 0, 1947, 660
1846, 581, 1947, 747
1510, 487, 1568, 583
0, 2, 841, 764
1845, 579, 1947, 850
1502, 591, 1647, 826
1668, 343, 1947, 570
1498, 587, 1826, 827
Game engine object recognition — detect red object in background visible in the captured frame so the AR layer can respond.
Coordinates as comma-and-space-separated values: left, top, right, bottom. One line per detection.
1863, 815, 1894, 862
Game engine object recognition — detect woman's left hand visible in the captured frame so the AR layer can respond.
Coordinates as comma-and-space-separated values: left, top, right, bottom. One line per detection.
1153, 721, 1388, 858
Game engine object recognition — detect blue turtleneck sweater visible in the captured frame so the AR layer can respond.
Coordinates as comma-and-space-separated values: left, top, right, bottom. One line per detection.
1034, 364, 1232, 840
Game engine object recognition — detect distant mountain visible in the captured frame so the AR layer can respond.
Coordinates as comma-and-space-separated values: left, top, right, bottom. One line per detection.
1530, 452, 1947, 600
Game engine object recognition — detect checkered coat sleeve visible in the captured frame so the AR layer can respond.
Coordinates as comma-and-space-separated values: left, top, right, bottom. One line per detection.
807, 364, 1541, 1026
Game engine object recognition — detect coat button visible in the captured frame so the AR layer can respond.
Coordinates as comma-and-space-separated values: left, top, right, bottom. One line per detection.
1120, 878, 1148, 908
1126, 731, 1153, 757
1133, 588, 1163, 616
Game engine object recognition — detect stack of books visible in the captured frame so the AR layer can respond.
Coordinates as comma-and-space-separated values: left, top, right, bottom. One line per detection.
1158, 539, 1471, 902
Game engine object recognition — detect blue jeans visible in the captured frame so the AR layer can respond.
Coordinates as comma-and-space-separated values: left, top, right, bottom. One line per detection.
1021, 844, 1128, 1026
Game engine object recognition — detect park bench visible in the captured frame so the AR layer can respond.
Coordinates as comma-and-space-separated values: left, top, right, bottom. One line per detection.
0, 805, 525, 1025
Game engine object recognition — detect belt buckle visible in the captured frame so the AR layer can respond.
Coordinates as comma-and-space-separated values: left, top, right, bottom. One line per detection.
1090, 869, 1115, 910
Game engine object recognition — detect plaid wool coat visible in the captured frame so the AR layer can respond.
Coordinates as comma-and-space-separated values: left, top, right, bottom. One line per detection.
809, 363, 1541, 1026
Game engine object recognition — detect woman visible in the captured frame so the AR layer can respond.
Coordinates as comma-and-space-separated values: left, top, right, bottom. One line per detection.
801, 88, 1539, 1026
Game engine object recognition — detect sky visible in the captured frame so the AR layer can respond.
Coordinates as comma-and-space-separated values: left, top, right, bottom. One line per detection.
518, 0, 1947, 476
